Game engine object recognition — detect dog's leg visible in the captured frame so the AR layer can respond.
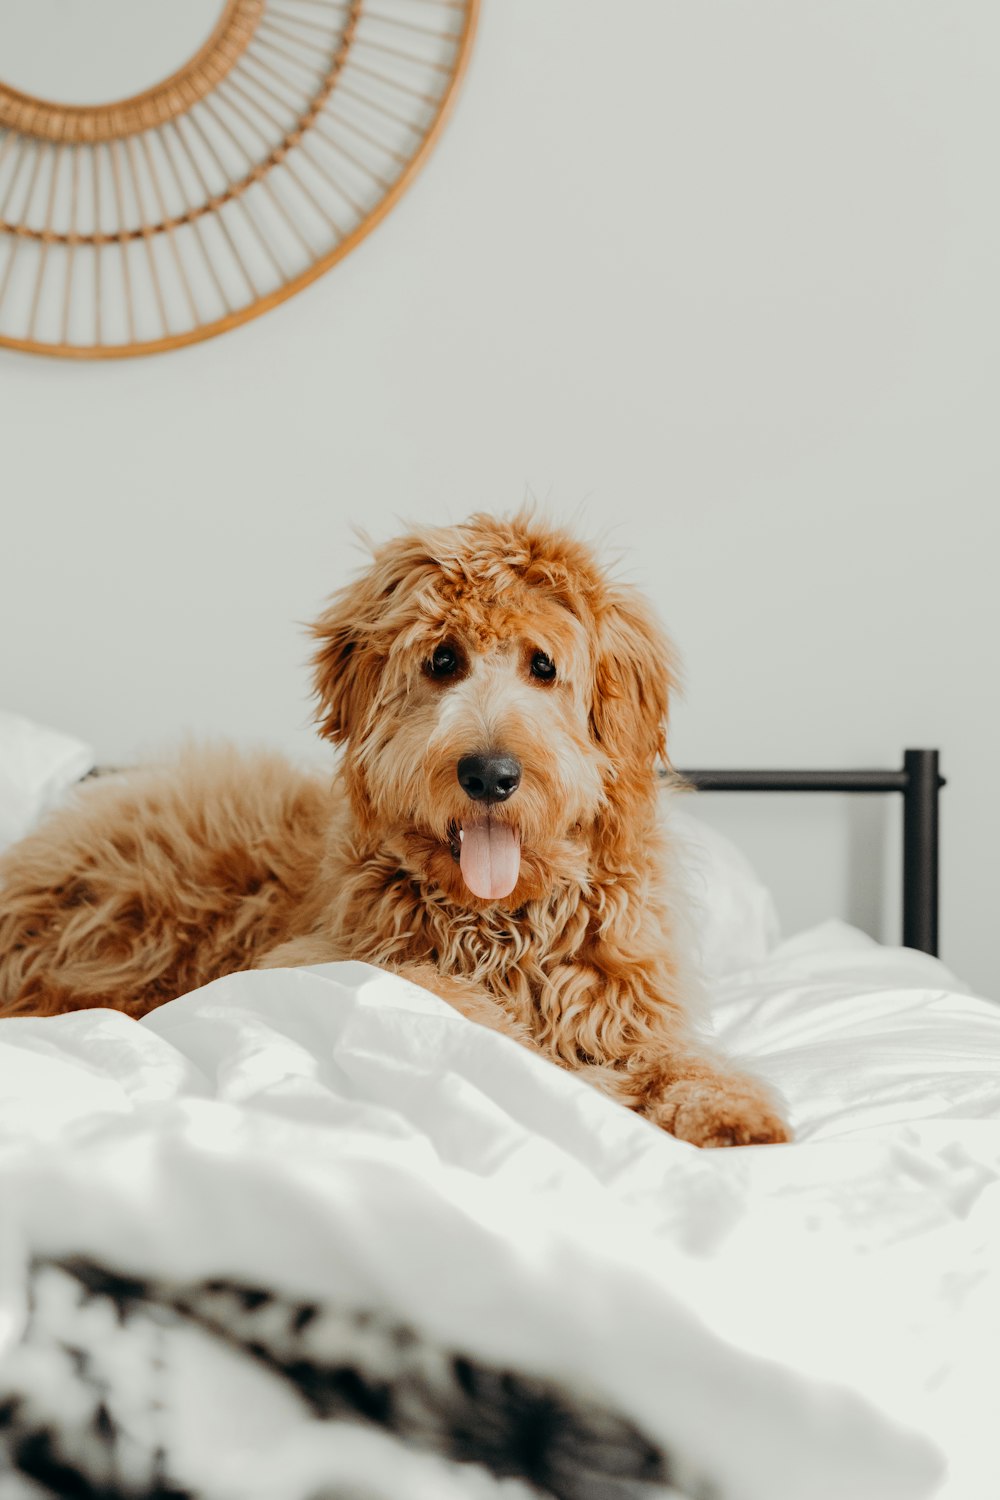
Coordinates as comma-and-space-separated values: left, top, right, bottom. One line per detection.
530, 946, 791, 1147
261, 945, 785, 1144
389, 949, 787, 1144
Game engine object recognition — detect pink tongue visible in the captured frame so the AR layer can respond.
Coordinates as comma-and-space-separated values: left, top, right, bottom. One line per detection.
459, 820, 521, 899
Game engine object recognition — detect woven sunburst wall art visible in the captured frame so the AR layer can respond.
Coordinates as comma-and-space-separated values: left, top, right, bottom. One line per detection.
0, 0, 477, 358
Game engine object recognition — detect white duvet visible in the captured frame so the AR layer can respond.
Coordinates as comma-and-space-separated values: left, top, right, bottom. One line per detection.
1, 924, 998, 1500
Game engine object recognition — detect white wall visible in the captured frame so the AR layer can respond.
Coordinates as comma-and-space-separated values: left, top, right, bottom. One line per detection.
3, 1, 998, 995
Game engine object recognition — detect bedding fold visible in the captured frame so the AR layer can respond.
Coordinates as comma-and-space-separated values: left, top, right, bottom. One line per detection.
0, 955, 961, 1500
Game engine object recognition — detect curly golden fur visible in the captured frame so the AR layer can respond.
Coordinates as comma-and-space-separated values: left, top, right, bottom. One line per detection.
0, 514, 788, 1148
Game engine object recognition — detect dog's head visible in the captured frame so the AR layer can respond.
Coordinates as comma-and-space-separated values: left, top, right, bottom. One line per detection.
311, 514, 677, 907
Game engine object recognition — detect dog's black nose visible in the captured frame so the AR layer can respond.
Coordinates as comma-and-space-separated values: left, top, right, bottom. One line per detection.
457, 753, 522, 803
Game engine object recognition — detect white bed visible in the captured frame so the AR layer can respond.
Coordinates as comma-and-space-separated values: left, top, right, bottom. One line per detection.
0, 717, 997, 1500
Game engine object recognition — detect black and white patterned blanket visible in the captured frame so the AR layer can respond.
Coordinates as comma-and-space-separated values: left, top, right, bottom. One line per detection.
0, 1257, 685, 1500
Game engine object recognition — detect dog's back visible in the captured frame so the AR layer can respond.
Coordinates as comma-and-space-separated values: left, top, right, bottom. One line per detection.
0, 746, 333, 1018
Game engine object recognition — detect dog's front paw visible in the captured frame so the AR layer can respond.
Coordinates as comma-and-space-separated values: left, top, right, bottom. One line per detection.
657, 1074, 791, 1148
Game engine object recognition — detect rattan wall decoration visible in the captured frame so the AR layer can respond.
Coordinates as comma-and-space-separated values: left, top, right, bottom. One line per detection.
0, 0, 477, 358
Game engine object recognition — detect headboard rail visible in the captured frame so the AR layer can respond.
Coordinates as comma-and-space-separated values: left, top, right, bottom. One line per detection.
671, 748, 944, 958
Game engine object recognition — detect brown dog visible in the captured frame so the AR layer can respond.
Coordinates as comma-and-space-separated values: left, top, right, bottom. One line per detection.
0, 514, 788, 1148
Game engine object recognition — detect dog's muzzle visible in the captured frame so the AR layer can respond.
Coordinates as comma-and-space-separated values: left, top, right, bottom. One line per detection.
453, 753, 522, 900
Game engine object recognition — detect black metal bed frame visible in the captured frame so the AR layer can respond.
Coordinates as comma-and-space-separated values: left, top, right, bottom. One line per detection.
674, 748, 944, 958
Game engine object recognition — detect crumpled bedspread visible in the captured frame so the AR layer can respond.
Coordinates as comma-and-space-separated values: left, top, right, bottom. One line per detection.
0, 926, 998, 1500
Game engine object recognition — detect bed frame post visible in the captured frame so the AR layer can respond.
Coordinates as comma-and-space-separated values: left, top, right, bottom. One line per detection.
674, 749, 945, 960
902, 749, 942, 958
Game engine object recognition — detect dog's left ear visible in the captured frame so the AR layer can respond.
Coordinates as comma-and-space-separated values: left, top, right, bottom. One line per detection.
590, 587, 677, 771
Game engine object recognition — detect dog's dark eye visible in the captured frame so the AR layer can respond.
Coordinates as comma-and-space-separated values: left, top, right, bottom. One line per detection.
427, 644, 460, 679
530, 652, 556, 682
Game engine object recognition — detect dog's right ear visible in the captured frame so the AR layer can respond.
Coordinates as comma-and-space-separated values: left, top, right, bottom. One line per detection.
310, 582, 381, 745
310, 534, 432, 745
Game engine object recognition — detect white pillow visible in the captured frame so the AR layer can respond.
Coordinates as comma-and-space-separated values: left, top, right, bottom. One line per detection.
0, 713, 94, 855
663, 802, 781, 979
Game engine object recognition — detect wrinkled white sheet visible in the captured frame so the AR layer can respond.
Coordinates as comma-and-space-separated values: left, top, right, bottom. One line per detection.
0, 925, 997, 1500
